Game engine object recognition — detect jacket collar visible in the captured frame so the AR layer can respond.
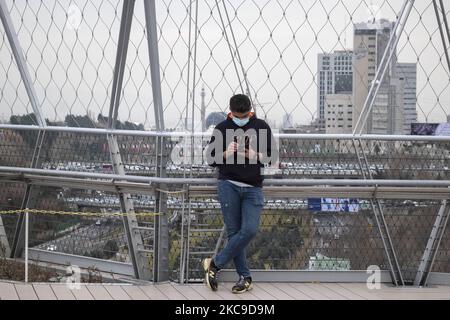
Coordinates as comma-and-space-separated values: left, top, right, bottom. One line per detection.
227, 112, 256, 121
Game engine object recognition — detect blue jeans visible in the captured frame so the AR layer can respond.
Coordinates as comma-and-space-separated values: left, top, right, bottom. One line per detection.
214, 180, 264, 278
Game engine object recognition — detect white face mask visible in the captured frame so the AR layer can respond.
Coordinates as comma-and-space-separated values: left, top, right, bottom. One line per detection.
232, 117, 250, 127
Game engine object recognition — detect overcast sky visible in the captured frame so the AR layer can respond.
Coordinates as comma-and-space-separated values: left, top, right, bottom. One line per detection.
1, 0, 449, 129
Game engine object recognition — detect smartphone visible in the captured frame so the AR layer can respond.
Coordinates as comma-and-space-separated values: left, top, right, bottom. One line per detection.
234, 136, 250, 150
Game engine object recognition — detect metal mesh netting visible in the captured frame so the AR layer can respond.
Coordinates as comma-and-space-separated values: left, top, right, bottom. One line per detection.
382, 200, 441, 282
0, 144, 449, 284
12, 185, 133, 262
0, 0, 449, 129
0, 179, 185, 282
1, 0, 450, 285
1, 126, 449, 282
184, 196, 442, 283
0, 182, 26, 248
1, 180, 447, 283
433, 215, 450, 274
1, 130, 449, 180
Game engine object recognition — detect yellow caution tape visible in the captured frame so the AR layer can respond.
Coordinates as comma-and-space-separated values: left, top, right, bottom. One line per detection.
155, 188, 187, 195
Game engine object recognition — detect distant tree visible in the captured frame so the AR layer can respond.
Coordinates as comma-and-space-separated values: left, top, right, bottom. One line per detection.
87, 249, 105, 259
10, 113, 39, 146
46, 120, 65, 126
97, 114, 144, 130
10, 113, 38, 126
121, 121, 145, 131
97, 113, 108, 125
65, 114, 96, 128
9, 113, 58, 160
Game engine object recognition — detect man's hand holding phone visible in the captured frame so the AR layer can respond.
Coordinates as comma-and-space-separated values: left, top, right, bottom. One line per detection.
224, 137, 261, 161
244, 148, 259, 161
224, 142, 239, 159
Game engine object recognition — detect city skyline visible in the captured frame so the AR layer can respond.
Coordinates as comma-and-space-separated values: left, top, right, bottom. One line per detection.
0, 1, 448, 130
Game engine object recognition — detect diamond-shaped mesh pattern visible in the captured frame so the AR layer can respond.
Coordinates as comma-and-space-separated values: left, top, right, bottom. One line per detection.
183, 197, 447, 283
353, 139, 450, 180
432, 212, 450, 274
26, 187, 130, 262
1, 0, 450, 284
184, 194, 388, 282
382, 200, 440, 283
0, 182, 26, 247
0, 128, 35, 168
1, 1, 449, 128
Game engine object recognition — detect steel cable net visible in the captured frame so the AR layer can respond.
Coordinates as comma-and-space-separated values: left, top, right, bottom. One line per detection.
1, 0, 450, 284
183, 201, 339, 281
0, 179, 184, 282
0, 0, 449, 129
183, 196, 445, 283
0, 181, 159, 268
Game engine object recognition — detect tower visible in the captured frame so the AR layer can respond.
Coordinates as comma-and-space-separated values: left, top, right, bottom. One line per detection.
317, 51, 353, 131
201, 85, 206, 132
353, 19, 400, 134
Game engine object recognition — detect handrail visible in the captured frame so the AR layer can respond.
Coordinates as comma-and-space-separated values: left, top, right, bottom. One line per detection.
1, 166, 450, 187
1, 124, 450, 141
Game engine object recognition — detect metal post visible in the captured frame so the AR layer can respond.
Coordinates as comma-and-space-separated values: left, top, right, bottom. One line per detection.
108, 136, 152, 280
439, 0, 450, 45
352, 138, 404, 286
433, 0, 450, 74
189, 0, 199, 178
152, 136, 169, 283
214, 0, 253, 112
350, 1, 415, 281
144, 0, 169, 283
218, 0, 252, 104
439, 0, 450, 61
184, 0, 194, 132
108, 0, 135, 129
10, 131, 46, 258
185, 197, 192, 282
214, 0, 243, 94
106, 0, 153, 281
353, 0, 415, 135
0, 212, 10, 257
179, 194, 186, 284
24, 208, 29, 283
213, 227, 226, 257
414, 200, 450, 286
144, 0, 165, 131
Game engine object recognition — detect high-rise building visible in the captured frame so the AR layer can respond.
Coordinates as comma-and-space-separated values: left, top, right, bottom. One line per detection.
325, 94, 353, 134
396, 63, 417, 134
353, 19, 399, 134
317, 51, 353, 131
371, 77, 405, 135
201, 85, 206, 132
353, 20, 417, 135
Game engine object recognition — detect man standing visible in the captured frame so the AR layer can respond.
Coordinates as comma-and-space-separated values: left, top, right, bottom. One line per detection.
205, 94, 278, 294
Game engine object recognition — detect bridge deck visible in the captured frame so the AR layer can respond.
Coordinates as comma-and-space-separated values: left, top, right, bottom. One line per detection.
1, 281, 450, 300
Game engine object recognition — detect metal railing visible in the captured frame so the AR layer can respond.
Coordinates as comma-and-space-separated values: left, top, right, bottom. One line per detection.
0, 126, 449, 286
